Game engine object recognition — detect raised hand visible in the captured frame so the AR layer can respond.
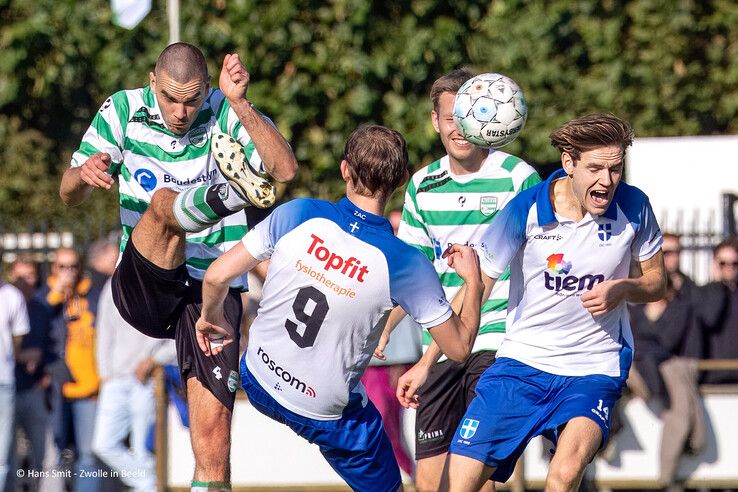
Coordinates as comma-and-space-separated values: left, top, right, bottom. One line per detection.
219, 53, 250, 102
443, 243, 481, 284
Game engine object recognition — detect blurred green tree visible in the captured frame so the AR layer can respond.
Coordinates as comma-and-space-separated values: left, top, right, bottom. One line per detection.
1, 0, 737, 228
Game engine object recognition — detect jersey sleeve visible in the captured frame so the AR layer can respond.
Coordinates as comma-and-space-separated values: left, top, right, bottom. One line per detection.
477, 193, 531, 279
241, 199, 312, 261
390, 251, 453, 330
613, 183, 663, 261
632, 196, 663, 261
70, 91, 128, 175
516, 168, 542, 192
397, 179, 435, 262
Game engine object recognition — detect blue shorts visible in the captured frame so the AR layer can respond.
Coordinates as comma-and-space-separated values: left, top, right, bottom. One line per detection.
448, 357, 626, 482
240, 357, 401, 492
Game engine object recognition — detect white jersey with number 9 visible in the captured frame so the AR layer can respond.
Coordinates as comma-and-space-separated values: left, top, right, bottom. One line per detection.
242, 197, 452, 420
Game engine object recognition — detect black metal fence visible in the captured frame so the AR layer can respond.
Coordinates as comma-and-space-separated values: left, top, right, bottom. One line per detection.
2, 192, 737, 283
0, 217, 120, 277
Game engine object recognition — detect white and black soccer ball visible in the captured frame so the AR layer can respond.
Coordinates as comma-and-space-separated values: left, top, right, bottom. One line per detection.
453, 73, 527, 149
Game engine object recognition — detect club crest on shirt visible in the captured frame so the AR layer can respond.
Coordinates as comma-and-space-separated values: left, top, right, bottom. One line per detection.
480, 196, 498, 216
189, 126, 208, 148
598, 223, 612, 242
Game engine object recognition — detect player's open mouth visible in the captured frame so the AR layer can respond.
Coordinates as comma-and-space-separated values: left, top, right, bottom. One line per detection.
590, 190, 609, 206
452, 137, 471, 147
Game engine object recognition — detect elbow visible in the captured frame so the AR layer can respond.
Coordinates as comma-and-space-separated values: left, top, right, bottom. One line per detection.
60, 191, 75, 207
273, 160, 298, 183
203, 270, 226, 289
652, 275, 668, 301
446, 352, 465, 363
59, 185, 73, 206
204, 260, 232, 289
445, 343, 473, 363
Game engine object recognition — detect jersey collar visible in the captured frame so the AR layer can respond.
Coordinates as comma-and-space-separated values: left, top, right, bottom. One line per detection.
536, 168, 619, 226
338, 197, 392, 232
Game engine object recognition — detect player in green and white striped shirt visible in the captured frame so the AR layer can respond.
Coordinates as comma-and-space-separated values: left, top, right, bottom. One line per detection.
394, 69, 540, 491
60, 43, 297, 492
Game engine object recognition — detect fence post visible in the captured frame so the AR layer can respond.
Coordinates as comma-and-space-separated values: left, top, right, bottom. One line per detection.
154, 366, 169, 492
722, 192, 737, 237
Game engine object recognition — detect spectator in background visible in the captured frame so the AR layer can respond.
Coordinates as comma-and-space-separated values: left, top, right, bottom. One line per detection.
0, 258, 31, 490
697, 236, 738, 384
629, 273, 705, 492
661, 233, 698, 303
92, 241, 177, 492
7, 255, 54, 490
41, 247, 102, 492
366, 209, 422, 478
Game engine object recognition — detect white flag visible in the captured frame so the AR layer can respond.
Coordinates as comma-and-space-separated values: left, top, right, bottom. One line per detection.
111, 0, 152, 29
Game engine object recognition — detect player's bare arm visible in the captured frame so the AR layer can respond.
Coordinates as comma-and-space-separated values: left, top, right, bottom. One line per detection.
59, 152, 115, 206
373, 305, 406, 360
197, 241, 260, 356
397, 247, 493, 408
218, 53, 297, 182
425, 245, 483, 361
581, 250, 666, 316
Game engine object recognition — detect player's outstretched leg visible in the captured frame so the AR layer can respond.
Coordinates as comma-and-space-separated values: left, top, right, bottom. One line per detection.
173, 131, 275, 233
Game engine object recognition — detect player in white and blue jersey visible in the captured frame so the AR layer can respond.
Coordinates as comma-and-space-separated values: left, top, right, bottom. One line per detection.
440, 114, 667, 492
196, 126, 485, 492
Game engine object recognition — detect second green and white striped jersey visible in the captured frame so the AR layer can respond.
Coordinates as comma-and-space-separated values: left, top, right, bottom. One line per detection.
70, 86, 266, 290
398, 150, 541, 356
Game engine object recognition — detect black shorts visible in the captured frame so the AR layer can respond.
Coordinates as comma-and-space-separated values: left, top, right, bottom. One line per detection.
414, 350, 496, 460
111, 240, 242, 410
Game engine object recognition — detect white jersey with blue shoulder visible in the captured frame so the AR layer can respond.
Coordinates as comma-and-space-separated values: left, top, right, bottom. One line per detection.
477, 169, 662, 378
242, 197, 453, 420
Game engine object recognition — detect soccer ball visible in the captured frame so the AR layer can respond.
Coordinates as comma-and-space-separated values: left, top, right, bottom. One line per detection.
453, 73, 527, 148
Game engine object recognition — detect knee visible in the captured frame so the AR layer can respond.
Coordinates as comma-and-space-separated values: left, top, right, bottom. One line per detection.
149, 189, 177, 220
548, 458, 586, 491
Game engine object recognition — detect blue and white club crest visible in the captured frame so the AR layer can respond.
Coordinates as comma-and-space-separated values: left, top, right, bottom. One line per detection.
597, 223, 612, 242
460, 418, 479, 439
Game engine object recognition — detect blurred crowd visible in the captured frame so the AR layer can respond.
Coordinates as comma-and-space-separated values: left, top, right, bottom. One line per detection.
1, 238, 176, 492
620, 233, 738, 492
1, 231, 737, 492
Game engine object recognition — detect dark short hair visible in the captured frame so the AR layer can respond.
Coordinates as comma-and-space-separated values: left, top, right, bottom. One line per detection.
430, 68, 476, 113
713, 236, 738, 256
155, 42, 208, 83
10, 253, 37, 270
86, 238, 118, 266
549, 113, 634, 162
343, 125, 409, 202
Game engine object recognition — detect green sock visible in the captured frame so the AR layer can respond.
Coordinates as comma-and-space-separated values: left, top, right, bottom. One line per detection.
191, 480, 232, 491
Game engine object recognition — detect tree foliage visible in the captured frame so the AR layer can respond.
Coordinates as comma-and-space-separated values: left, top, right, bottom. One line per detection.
1, 0, 738, 226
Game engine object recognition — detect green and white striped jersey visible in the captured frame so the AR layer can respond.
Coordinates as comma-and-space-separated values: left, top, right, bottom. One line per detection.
398, 150, 541, 357
70, 86, 265, 290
